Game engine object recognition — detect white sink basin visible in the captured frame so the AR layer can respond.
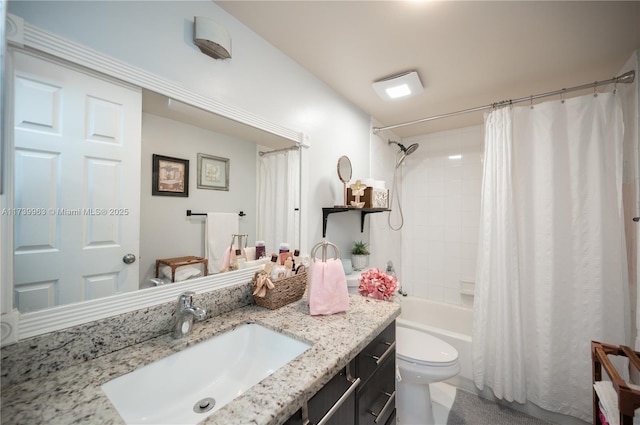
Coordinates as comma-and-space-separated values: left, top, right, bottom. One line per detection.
101, 322, 311, 425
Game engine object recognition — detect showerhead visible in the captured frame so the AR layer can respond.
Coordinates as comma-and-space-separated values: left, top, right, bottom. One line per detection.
388, 140, 419, 154
389, 140, 419, 168
404, 143, 419, 156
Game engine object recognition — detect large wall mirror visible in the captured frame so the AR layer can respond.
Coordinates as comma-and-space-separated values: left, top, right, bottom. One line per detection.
1, 18, 304, 341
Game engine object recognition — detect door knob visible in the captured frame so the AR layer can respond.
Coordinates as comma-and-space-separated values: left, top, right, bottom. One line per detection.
122, 253, 136, 264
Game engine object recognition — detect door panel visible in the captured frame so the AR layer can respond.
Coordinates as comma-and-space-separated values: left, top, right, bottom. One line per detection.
12, 51, 141, 312
14, 149, 58, 251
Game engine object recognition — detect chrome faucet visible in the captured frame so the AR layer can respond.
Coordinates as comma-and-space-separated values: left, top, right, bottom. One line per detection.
387, 260, 407, 296
172, 291, 206, 339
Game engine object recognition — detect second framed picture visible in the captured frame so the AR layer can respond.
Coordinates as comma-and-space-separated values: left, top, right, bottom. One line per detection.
197, 153, 229, 191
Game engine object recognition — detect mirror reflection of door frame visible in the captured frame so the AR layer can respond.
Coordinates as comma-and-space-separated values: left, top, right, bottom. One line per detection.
1, 8, 14, 324
0, 17, 307, 344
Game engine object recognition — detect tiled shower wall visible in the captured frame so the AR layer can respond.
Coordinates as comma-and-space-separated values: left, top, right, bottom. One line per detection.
400, 125, 484, 307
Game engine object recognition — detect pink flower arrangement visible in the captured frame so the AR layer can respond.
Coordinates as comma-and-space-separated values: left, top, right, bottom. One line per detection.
358, 268, 398, 301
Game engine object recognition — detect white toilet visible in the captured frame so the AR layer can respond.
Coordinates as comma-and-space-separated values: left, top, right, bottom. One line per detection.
345, 270, 364, 294
396, 326, 460, 425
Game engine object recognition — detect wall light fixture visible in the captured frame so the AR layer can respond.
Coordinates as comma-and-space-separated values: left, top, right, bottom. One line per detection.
194, 16, 232, 60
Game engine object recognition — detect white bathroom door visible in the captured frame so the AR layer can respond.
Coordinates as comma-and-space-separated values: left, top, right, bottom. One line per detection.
11, 50, 142, 312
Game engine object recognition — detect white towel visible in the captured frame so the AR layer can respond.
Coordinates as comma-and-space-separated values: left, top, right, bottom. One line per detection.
594, 381, 619, 425
205, 213, 239, 273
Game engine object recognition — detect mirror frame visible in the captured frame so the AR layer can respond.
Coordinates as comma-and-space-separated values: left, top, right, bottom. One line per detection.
336, 155, 352, 207
0, 17, 307, 343
337, 155, 352, 183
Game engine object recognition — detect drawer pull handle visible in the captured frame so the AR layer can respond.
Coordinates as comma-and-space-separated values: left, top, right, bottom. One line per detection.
369, 390, 396, 423
302, 377, 362, 425
368, 341, 396, 365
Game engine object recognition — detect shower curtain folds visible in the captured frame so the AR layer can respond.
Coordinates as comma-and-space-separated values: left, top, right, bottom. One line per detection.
473, 107, 526, 403
473, 92, 629, 422
257, 149, 300, 254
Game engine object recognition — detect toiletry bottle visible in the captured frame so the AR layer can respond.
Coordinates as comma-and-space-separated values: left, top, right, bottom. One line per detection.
264, 254, 278, 275
235, 249, 246, 269
279, 243, 290, 254
229, 249, 240, 271
293, 249, 300, 266
255, 241, 266, 259
284, 256, 294, 277
278, 243, 290, 265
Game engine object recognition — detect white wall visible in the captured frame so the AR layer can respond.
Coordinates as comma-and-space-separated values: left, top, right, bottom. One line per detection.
8, 1, 373, 258
139, 113, 257, 286
401, 126, 484, 306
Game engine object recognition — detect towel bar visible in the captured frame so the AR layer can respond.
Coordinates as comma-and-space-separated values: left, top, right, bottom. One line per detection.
186, 210, 246, 217
311, 240, 340, 262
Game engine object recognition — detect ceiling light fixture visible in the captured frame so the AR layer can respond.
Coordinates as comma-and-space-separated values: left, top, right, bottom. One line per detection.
372, 71, 424, 100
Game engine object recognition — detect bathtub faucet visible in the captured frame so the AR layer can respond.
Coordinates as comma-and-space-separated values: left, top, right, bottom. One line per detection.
386, 260, 407, 296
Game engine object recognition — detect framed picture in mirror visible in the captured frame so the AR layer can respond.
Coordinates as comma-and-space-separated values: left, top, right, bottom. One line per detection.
197, 153, 229, 191
152, 154, 189, 197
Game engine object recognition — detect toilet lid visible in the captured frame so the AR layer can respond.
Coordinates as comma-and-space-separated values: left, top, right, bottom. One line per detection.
396, 327, 459, 366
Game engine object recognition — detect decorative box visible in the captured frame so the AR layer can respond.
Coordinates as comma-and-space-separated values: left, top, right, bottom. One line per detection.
347, 187, 389, 209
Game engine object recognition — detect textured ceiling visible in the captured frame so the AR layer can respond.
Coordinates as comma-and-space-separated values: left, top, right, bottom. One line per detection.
216, 1, 640, 138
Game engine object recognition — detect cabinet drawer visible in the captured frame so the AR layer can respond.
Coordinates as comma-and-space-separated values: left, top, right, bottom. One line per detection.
357, 354, 396, 425
308, 360, 358, 425
284, 362, 358, 425
357, 321, 396, 385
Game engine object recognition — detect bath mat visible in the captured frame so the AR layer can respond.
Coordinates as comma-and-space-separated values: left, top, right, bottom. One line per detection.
446, 389, 557, 425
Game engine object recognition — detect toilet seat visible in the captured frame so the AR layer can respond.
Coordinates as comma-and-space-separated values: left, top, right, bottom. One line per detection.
396, 327, 459, 367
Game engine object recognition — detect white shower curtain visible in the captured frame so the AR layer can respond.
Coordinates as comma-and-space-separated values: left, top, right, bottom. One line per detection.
473, 92, 629, 421
257, 149, 300, 254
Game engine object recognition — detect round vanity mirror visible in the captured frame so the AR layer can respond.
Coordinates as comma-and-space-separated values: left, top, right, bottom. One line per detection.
337, 155, 352, 183
336, 155, 352, 207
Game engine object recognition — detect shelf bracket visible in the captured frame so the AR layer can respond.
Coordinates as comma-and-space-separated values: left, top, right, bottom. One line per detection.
322, 207, 390, 237
322, 207, 349, 237
360, 210, 376, 233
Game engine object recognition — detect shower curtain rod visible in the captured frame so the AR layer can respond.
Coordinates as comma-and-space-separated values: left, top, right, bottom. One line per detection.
258, 145, 300, 157
372, 70, 635, 134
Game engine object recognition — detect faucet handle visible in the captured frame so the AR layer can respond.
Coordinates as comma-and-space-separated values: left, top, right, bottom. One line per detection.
386, 260, 395, 274
177, 291, 196, 308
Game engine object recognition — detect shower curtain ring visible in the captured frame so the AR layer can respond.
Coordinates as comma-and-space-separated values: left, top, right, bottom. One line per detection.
560, 89, 566, 104
530, 95, 533, 109
593, 82, 598, 97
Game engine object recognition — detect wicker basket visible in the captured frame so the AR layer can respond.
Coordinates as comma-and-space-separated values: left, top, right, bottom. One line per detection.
251, 270, 307, 310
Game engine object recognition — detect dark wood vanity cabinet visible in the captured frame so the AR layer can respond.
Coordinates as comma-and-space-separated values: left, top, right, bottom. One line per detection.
284, 320, 396, 425
356, 321, 396, 425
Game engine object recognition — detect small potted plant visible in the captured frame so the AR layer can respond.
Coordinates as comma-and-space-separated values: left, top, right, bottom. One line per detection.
351, 240, 370, 271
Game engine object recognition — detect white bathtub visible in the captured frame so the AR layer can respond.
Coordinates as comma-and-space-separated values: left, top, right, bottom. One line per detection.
396, 296, 475, 391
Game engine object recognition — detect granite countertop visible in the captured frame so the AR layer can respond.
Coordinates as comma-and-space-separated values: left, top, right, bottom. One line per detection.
1, 294, 400, 425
